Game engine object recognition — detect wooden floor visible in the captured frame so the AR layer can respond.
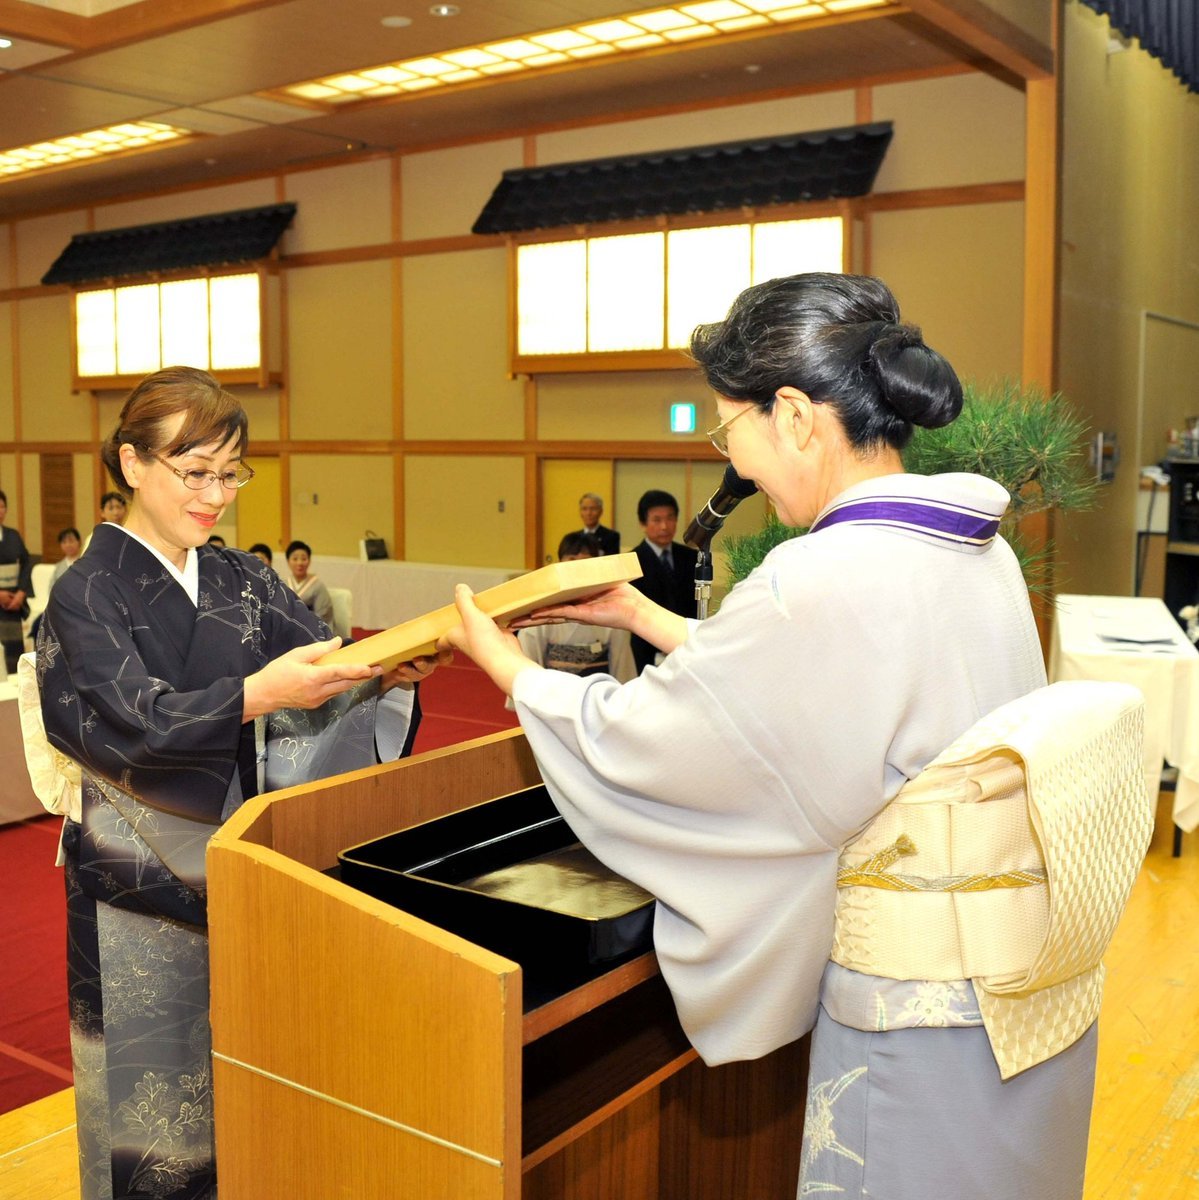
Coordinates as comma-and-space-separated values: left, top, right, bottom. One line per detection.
1, 796, 1195, 1200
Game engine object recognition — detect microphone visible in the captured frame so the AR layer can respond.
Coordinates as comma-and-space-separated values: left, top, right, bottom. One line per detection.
684, 464, 758, 551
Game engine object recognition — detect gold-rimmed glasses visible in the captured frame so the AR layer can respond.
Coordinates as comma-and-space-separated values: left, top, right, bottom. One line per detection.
706, 404, 754, 457
154, 455, 255, 490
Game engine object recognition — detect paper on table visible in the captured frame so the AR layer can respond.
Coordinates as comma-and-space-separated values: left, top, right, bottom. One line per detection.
317, 552, 643, 670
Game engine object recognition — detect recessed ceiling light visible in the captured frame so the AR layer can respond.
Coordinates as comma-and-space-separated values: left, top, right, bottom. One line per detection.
381, 15, 412, 27
0, 38, 13, 49
429, 4, 460, 16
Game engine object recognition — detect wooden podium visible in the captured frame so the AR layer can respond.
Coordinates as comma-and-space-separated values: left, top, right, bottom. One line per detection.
208, 728, 807, 1199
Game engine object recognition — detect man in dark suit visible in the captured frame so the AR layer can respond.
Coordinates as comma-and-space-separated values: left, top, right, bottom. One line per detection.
575, 493, 620, 556
629, 488, 699, 673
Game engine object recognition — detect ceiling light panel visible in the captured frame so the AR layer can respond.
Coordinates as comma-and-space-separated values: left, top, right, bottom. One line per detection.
276, 0, 897, 107
0, 121, 191, 179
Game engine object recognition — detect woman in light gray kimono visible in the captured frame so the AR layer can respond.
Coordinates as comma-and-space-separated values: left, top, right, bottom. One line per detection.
443, 274, 1096, 1200
38, 366, 438, 1200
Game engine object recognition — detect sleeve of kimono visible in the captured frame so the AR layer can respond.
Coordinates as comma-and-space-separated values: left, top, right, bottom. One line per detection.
607, 628, 636, 683
255, 564, 420, 773
509, 545, 913, 1065
310, 578, 334, 626
40, 571, 246, 820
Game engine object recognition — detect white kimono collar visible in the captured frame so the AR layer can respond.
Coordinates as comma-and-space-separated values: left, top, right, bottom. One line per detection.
809, 473, 1010, 549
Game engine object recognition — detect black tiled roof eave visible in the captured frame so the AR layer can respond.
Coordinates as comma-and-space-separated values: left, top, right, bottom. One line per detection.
472, 122, 892, 235
41, 202, 298, 286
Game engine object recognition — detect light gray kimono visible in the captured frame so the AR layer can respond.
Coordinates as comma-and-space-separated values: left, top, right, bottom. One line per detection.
512, 474, 1093, 1199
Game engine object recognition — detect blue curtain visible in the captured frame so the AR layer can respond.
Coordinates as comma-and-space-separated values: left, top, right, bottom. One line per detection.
1082, 0, 1198, 93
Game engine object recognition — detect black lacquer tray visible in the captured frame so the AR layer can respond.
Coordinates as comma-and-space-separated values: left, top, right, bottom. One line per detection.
338, 785, 654, 974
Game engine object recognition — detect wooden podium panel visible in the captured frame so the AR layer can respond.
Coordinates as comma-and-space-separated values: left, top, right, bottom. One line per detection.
208, 729, 806, 1199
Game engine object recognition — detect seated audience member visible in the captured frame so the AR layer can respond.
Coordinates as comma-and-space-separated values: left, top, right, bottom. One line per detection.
82, 491, 128, 551
508, 533, 635, 702
51, 527, 82, 585
207, 534, 227, 549
284, 539, 335, 627
29, 526, 84, 644
628, 489, 699, 673
0, 488, 32, 673
100, 491, 127, 526
247, 542, 274, 567
573, 493, 619, 555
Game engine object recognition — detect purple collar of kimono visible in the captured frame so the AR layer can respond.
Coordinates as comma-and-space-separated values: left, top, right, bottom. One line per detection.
809, 493, 1002, 547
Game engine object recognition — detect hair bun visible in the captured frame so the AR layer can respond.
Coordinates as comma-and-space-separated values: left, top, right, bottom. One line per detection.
867, 322, 962, 429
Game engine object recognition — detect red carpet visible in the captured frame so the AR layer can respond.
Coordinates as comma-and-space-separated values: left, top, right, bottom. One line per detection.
0, 816, 72, 1113
0, 654, 518, 1115
410, 653, 519, 753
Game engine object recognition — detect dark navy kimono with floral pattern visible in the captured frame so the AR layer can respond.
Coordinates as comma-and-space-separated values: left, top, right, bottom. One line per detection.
38, 523, 418, 1200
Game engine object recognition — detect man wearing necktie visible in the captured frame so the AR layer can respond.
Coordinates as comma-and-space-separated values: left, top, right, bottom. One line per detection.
629, 489, 699, 673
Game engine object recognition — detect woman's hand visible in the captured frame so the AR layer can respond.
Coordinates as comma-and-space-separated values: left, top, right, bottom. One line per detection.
243, 637, 380, 720
438, 585, 538, 697
511, 582, 690, 657
379, 649, 451, 694
509, 582, 642, 631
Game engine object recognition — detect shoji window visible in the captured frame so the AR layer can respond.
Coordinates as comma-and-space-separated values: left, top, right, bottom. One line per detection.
513, 214, 844, 373
73, 271, 268, 389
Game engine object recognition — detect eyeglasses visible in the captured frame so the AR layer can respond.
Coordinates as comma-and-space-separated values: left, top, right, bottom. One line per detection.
154, 455, 256, 491
706, 405, 754, 457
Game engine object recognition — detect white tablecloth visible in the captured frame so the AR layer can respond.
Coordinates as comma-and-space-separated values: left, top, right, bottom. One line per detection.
1049, 594, 1199, 831
303, 557, 523, 632
0, 679, 44, 825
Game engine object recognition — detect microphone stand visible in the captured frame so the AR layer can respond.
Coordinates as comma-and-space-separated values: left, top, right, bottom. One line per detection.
694, 550, 713, 621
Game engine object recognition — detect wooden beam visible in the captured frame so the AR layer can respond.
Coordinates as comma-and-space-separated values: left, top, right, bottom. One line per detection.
902, 0, 1053, 80
1017, 4, 1062, 650
862, 180, 1023, 212
0, 0, 85, 48
1022, 73, 1060, 390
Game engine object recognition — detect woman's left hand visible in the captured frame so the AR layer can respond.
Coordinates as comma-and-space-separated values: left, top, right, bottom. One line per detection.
379, 650, 450, 693
438, 584, 538, 696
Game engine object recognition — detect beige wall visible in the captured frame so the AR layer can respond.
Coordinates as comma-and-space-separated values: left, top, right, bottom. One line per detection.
72, 453, 96, 537
873, 72, 1025, 192
17, 295, 76, 436
0, 59, 1030, 570
283, 160, 393, 253
289, 260, 395, 441
537, 372, 711, 444
402, 249, 524, 441
290, 453, 395, 560
1056, 2, 1199, 596
404, 455, 524, 567
402, 140, 524, 242
871, 201, 1025, 386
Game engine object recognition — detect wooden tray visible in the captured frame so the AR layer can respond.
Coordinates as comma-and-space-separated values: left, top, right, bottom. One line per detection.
317, 551, 642, 669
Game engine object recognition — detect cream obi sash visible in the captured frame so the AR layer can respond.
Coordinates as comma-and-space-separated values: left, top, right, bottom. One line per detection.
831, 680, 1150, 1079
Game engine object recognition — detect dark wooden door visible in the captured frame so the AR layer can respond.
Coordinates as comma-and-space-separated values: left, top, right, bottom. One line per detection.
40, 454, 75, 561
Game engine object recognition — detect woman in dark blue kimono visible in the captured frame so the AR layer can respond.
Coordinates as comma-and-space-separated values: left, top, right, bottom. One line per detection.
0, 487, 33, 673
38, 366, 436, 1200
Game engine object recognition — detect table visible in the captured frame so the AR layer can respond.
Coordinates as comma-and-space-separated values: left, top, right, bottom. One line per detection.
1049, 594, 1199, 833
0, 679, 45, 825
299, 557, 523, 632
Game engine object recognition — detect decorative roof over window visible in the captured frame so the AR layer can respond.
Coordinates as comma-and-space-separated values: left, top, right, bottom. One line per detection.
472, 123, 892, 236
42, 203, 297, 286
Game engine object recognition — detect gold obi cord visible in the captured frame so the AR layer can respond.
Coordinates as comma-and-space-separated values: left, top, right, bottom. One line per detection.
836, 834, 1048, 894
